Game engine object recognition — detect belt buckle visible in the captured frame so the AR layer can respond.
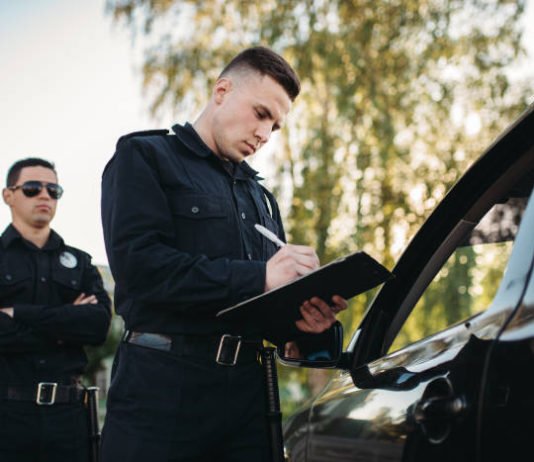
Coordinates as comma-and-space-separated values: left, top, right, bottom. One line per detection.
216, 334, 242, 366
36, 382, 58, 405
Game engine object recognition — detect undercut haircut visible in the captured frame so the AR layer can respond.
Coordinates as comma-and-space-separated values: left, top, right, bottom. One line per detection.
6, 158, 57, 187
219, 46, 301, 101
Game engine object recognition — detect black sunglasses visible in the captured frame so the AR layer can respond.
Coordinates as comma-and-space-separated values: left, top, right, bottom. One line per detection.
8, 181, 64, 200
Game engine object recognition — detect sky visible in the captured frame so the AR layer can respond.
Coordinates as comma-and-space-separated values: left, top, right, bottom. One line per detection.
1, 0, 533, 266
0, 0, 154, 265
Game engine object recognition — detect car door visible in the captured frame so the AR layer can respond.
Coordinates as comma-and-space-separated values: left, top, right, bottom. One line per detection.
283, 106, 534, 462
475, 185, 534, 461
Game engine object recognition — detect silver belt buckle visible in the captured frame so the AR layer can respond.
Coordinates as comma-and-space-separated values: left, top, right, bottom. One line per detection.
216, 334, 242, 366
36, 382, 58, 405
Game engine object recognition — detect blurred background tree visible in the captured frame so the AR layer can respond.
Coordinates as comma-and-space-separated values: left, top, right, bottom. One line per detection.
83, 266, 122, 390
104, 0, 531, 416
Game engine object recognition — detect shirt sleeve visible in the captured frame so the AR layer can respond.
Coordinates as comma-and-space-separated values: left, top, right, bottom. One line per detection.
101, 137, 266, 313
0, 312, 51, 352
12, 255, 112, 346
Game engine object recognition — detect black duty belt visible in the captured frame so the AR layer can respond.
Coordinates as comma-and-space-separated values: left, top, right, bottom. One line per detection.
2, 383, 85, 405
123, 330, 263, 366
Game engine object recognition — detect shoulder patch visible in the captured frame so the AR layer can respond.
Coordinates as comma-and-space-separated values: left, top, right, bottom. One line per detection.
116, 129, 170, 149
59, 251, 78, 269
62, 245, 93, 267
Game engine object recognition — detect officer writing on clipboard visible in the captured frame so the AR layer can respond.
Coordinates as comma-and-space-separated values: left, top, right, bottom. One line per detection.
100, 46, 347, 462
0, 157, 111, 461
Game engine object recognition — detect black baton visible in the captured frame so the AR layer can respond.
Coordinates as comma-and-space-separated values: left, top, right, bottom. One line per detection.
260, 346, 285, 462
85, 386, 101, 462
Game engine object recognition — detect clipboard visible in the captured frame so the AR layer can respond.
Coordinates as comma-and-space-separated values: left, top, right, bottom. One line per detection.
216, 251, 393, 329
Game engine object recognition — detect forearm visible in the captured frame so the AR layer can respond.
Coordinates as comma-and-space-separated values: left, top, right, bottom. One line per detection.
114, 245, 266, 310
0, 313, 50, 352
13, 302, 111, 346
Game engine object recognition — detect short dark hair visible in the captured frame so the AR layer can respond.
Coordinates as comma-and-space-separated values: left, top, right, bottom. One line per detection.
219, 46, 301, 101
6, 158, 57, 187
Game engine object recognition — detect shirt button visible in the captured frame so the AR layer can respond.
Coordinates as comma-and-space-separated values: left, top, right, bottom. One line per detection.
191, 206, 200, 214
5, 274, 12, 281
40, 276, 47, 283
241, 212, 246, 220
71, 280, 77, 286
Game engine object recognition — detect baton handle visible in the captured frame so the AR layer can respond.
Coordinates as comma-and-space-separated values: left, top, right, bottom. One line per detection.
85, 386, 101, 462
260, 347, 285, 462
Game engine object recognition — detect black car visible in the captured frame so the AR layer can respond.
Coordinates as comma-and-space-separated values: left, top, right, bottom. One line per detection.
280, 105, 534, 462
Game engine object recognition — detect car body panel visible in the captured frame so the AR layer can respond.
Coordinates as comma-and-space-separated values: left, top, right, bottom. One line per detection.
283, 106, 534, 462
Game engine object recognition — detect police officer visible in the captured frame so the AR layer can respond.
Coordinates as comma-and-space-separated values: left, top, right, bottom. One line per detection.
0, 157, 111, 462
100, 46, 348, 462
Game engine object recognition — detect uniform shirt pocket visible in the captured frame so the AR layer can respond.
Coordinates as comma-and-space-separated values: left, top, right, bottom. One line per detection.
168, 193, 238, 258
51, 265, 84, 304
0, 268, 32, 305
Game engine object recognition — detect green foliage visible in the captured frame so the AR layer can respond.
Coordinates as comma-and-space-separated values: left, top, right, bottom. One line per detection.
83, 314, 123, 386
391, 241, 513, 352
82, 266, 122, 386
105, 0, 530, 414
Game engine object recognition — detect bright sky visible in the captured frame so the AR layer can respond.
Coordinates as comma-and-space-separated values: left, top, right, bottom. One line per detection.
1, 0, 533, 266
0, 0, 154, 265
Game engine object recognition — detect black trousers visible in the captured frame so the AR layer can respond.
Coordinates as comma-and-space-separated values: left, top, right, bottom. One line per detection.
0, 400, 89, 462
100, 342, 271, 462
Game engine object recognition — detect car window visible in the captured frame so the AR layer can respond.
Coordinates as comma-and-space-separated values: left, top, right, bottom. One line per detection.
390, 196, 529, 353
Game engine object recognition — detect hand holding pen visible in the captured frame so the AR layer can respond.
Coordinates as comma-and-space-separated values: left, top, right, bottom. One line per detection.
255, 224, 319, 291
255, 223, 348, 333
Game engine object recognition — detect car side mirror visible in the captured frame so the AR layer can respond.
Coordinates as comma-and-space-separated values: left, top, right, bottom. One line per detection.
276, 321, 344, 368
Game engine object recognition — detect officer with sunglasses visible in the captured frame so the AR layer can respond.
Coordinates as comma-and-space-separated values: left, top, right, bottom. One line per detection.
0, 157, 111, 462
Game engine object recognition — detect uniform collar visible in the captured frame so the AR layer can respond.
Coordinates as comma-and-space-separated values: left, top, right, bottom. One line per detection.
172, 123, 262, 180
1, 224, 64, 250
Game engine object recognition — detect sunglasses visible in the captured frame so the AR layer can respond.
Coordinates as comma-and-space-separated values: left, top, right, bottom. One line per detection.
8, 181, 64, 200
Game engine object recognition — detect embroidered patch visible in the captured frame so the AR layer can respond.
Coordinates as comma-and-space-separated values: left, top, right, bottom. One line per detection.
59, 251, 77, 269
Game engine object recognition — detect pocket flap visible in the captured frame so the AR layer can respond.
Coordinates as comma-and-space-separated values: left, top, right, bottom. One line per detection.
52, 269, 83, 290
168, 194, 227, 219
0, 269, 30, 286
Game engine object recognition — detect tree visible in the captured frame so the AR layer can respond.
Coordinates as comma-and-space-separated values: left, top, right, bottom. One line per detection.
106, 0, 531, 412
83, 266, 122, 390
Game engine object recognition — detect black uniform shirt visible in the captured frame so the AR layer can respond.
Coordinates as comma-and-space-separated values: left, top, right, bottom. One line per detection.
101, 123, 287, 337
217, 149, 263, 261
0, 225, 111, 384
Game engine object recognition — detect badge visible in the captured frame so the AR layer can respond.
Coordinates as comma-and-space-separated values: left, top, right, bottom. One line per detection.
59, 251, 78, 269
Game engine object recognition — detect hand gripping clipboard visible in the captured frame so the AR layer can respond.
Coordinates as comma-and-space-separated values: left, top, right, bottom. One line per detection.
216, 251, 393, 329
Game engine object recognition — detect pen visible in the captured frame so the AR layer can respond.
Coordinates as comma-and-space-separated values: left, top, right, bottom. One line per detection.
254, 224, 286, 248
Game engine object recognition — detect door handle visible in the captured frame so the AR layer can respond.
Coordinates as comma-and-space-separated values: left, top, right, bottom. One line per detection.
410, 377, 467, 444
413, 395, 466, 423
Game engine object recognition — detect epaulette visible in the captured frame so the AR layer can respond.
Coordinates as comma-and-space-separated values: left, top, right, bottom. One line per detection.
116, 129, 170, 149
